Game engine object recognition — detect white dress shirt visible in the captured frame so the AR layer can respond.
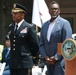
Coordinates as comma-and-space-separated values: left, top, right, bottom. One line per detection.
47, 16, 59, 42
47, 21, 55, 42
14, 19, 24, 30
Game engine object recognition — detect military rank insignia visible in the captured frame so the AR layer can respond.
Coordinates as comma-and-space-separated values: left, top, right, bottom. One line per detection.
62, 38, 76, 60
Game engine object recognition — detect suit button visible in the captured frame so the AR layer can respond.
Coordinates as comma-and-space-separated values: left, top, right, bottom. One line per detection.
13, 44, 15, 46
13, 48, 15, 50
14, 36, 16, 38
13, 40, 15, 42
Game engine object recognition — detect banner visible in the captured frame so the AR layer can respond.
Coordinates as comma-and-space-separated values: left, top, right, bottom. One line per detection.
32, 0, 51, 28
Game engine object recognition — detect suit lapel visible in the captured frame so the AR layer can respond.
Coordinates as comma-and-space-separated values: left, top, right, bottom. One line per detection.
49, 16, 61, 41
5, 48, 9, 58
45, 21, 50, 41
11, 23, 15, 34
51, 21, 60, 34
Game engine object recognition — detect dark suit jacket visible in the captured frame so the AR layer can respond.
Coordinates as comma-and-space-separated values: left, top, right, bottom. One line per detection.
9, 20, 39, 69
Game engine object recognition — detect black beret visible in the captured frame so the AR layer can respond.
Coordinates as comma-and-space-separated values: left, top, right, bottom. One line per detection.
12, 3, 28, 13
5, 35, 10, 40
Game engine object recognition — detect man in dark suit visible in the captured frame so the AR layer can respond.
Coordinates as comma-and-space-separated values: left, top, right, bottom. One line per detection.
39, 1, 72, 75
1, 35, 10, 75
9, 3, 39, 75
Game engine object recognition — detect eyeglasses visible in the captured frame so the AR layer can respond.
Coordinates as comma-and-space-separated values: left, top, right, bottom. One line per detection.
50, 8, 59, 10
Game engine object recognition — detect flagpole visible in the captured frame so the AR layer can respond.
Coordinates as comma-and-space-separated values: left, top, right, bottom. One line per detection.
36, 26, 38, 32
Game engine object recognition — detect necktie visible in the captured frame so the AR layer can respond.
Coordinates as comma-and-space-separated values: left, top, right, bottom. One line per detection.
15, 25, 18, 33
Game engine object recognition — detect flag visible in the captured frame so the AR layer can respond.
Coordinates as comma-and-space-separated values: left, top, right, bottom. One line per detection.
32, 0, 51, 28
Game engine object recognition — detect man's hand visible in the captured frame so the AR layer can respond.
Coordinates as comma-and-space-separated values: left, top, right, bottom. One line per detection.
45, 56, 54, 65
50, 56, 58, 62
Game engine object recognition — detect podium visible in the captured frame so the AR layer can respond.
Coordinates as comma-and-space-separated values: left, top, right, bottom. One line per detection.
58, 42, 76, 75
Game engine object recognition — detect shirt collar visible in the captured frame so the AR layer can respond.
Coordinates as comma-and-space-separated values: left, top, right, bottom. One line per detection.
15, 19, 24, 29
7, 47, 11, 51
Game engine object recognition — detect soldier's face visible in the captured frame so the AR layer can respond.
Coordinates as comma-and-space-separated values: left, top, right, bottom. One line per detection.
11, 12, 24, 23
5, 40, 10, 47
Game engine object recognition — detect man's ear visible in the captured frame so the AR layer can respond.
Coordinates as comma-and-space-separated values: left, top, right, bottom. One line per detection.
59, 9, 60, 14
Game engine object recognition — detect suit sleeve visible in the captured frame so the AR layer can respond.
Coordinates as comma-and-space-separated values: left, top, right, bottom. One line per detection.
39, 27, 47, 59
55, 20, 72, 60
28, 26, 39, 56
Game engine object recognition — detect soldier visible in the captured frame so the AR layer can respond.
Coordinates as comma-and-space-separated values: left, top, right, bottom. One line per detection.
9, 3, 39, 75
1, 35, 10, 75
